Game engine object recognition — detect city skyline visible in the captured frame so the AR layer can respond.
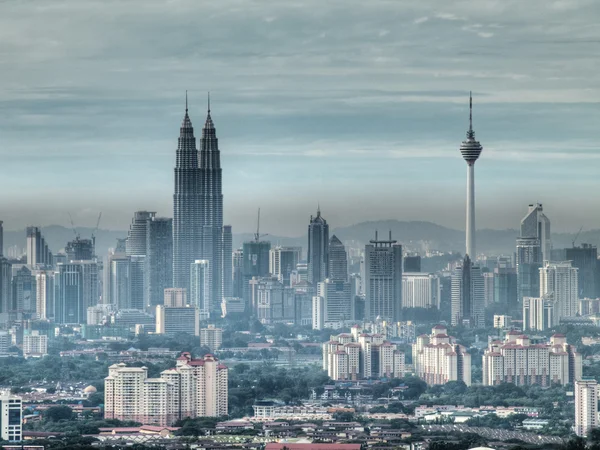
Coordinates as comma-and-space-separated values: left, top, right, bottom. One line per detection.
1, 0, 600, 235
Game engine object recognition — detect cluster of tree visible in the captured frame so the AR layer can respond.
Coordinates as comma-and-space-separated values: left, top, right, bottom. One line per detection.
227, 362, 331, 418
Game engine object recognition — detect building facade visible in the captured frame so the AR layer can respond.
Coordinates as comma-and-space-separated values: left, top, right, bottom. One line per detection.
146, 216, 173, 310
269, 246, 301, 287
575, 378, 598, 437
402, 273, 440, 309
307, 209, 329, 287
105, 353, 227, 425
0, 393, 22, 442
451, 255, 485, 328
413, 325, 472, 386
482, 332, 581, 386
539, 261, 578, 325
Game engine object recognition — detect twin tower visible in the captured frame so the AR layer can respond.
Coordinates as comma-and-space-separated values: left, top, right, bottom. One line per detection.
173, 96, 231, 316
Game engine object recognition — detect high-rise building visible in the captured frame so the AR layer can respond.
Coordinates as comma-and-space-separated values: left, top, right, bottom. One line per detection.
35, 270, 54, 320
55, 261, 99, 324
200, 324, 223, 352
129, 255, 145, 310
540, 261, 578, 325
483, 272, 495, 306
173, 99, 201, 292
364, 232, 403, 322
23, 330, 48, 358
412, 325, 471, 386
523, 296, 554, 331
164, 288, 187, 307
12, 266, 35, 314
494, 267, 518, 310
307, 208, 329, 286
146, 217, 173, 310
242, 240, 270, 310
26, 226, 53, 267
328, 235, 347, 282
105, 253, 131, 309
126, 211, 156, 256
155, 305, 199, 336
402, 273, 440, 309
255, 278, 295, 324
105, 353, 227, 425
190, 260, 210, 319
403, 255, 421, 273
483, 333, 581, 386
565, 244, 598, 299
575, 378, 598, 437
65, 237, 94, 262
0, 393, 22, 442
520, 203, 551, 262
232, 248, 244, 298
0, 256, 10, 317
222, 225, 233, 299
269, 246, 301, 287
313, 279, 352, 329
451, 255, 485, 328
459, 93, 483, 259
516, 204, 551, 314
0, 221, 3, 257
323, 331, 404, 380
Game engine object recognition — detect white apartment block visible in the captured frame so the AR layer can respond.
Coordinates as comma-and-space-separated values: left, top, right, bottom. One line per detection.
322, 330, 404, 380
200, 324, 223, 352
482, 331, 581, 387
412, 325, 472, 386
575, 378, 598, 437
105, 353, 227, 426
155, 305, 199, 336
23, 331, 48, 358
539, 261, 578, 325
0, 393, 22, 442
493, 315, 512, 329
402, 273, 440, 309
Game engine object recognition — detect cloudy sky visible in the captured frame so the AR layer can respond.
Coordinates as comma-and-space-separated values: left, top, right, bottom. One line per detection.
1, 0, 599, 235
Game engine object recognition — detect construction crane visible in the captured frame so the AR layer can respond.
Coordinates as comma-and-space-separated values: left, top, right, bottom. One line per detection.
572, 225, 584, 248
92, 212, 102, 256
67, 212, 79, 239
254, 208, 269, 243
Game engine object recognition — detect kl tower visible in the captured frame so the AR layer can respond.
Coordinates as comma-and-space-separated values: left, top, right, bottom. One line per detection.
460, 93, 483, 258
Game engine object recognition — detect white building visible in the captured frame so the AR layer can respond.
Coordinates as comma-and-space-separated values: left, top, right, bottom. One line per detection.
269, 246, 301, 287
34, 270, 54, 320
412, 325, 472, 386
314, 279, 353, 329
482, 332, 581, 386
0, 393, 22, 442
523, 296, 553, 331
164, 288, 188, 308
105, 353, 227, 426
190, 260, 210, 320
539, 261, 578, 325
402, 273, 440, 309
575, 378, 598, 437
23, 331, 48, 358
493, 315, 512, 329
155, 305, 199, 336
322, 330, 404, 380
200, 324, 223, 352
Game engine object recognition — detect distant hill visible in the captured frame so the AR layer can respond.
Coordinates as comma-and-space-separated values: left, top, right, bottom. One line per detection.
3, 221, 599, 259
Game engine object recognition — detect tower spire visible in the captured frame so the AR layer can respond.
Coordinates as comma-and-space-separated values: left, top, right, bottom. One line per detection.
207, 91, 211, 114
469, 91, 472, 132
186, 90, 188, 113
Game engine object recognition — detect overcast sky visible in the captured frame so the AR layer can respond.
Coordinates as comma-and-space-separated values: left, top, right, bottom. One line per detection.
1, 0, 599, 235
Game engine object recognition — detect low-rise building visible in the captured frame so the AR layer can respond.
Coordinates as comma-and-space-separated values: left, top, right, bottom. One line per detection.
200, 324, 222, 352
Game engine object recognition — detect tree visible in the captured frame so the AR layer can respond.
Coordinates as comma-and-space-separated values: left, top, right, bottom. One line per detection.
45, 405, 74, 421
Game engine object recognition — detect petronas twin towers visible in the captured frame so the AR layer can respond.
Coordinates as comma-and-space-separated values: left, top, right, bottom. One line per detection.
173, 96, 230, 316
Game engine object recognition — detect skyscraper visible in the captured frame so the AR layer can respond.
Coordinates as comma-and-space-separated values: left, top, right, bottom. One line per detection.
242, 240, 271, 309
307, 208, 329, 286
540, 261, 578, 325
55, 261, 99, 324
26, 226, 53, 268
126, 211, 156, 256
190, 260, 210, 319
173, 97, 201, 292
516, 204, 551, 313
232, 248, 244, 298
146, 217, 173, 310
364, 232, 403, 322
65, 238, 94, 262
222, 225, 233, 299
269, 246, 301, 287
173, 96, 226, 317
565, 244, 598, 299
460, 93, 483, 259
451, 255, 485, 328
328, 235, 348, 282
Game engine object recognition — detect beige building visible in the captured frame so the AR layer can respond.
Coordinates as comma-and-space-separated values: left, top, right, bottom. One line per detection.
164, 288, 188, 307
200, 324, 223, 352
412, 325, 472, 386
575, 378, 598, 437
23, 331, 48, 358
482, 331, 581, 386
155, 305, 199, 336
322, 330, 404, 380
105, 353, 227, 426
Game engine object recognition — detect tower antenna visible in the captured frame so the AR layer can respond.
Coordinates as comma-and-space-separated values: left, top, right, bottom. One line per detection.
185, 90, 188, 113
